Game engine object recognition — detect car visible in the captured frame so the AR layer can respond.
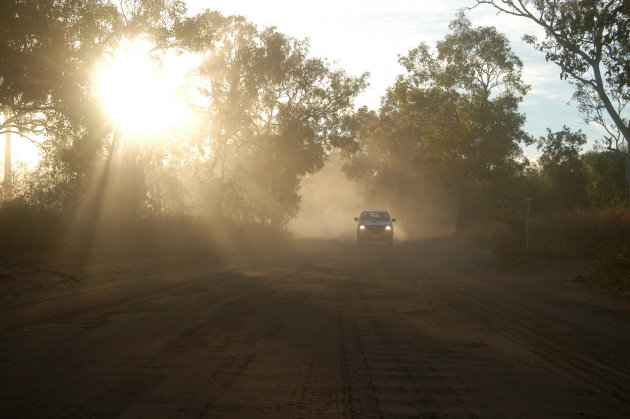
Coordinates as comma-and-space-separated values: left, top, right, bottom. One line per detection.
354, 209, 396, 246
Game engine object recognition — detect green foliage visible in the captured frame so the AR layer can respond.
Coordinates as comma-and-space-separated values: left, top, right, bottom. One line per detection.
346, 15, 530, 231
537, 126, 589, 210
407, 16, 529, 194
473, 0, 630, 206
522, 130, 628, 214
3, 0, 629, 240
583, 150, 628, 206
1, 3, 366, 227
0, 0, 120, 118
436, 12, 529, 97
595, 244, 630, 288
185, 17, 367, 227
0, 0, 117, 207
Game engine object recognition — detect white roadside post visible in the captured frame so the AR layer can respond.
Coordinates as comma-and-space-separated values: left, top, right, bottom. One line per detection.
525, 197, 532, 253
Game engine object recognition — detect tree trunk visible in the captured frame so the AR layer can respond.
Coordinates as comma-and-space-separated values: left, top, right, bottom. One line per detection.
118, 143, 145, 220
270, 192, 284, 230
626, 152, 630, 208
456, 183, 468, 233
3, 108, 11, 199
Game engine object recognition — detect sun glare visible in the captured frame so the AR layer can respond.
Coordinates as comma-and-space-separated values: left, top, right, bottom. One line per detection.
96, 38, 200, 138
0, 136, 41, 170
1, 112, 41, 169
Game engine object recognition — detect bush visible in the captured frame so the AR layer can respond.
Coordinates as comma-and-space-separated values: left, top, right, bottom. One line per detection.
0, 200, 66, 246
593, 245, 630, 289
485, 208, 630, 287
460, 208, 630, 265
513, 208, 629, 259
0, 200, 291, 263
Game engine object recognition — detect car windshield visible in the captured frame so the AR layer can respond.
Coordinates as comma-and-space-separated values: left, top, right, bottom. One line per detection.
360, 211, 390, 222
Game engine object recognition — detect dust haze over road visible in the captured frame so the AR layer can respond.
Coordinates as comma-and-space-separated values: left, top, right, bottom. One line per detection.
288, 154, 456, 242
288, 157, 368, 243
1, 237, 629, 418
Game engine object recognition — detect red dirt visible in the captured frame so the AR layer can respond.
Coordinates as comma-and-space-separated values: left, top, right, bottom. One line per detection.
1, 238, 629, 417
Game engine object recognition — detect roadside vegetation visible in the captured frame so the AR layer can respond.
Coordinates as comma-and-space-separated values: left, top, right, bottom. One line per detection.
488, 209, 630, 288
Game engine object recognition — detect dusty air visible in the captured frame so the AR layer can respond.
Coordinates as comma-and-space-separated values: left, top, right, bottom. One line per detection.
1, 0, 629, 417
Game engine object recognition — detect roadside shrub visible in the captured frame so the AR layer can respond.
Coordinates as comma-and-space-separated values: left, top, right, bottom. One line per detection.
594, 245, 630, 289
450, 222, 509, 247
0, 200, 290, 264
524, 208, 630, 259
487, 208, 630, 286
465, 208, 630, 269
0, 200, 66, 246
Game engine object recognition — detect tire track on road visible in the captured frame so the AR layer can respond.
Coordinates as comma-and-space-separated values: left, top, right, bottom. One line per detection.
417, 256, 630, 412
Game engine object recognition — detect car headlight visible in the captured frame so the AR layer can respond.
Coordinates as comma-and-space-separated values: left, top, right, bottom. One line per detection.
359, 225, 366, 230
385, 225, 392, 231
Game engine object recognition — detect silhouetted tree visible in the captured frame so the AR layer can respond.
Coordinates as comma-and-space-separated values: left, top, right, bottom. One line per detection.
537, 126, 589, 210
1, 0, 194, 211
472, 0, 630, 206
583, 150, 628, 207
0, 0, 121, 206
191, 15, 367, 226
390, 15, 530, 230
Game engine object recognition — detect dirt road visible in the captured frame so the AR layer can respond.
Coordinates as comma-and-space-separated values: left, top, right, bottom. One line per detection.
1, 239, 629, 417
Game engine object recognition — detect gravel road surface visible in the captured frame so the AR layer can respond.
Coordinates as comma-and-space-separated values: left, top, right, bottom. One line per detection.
1, 239, 629, 417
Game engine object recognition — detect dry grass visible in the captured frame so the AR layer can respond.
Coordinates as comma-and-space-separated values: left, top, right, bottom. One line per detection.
0, 203, 291, 267
461, 208, 630, 289
593, 244, 630, 289
527, 208, 630, 259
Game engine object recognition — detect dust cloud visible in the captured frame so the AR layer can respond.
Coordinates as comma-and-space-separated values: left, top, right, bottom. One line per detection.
288, 158, 362, 243
288, 154, 411, 243
288, 153, 457, 243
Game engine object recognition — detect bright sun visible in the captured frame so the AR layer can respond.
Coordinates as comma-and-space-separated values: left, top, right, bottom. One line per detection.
96, 38, 200, 138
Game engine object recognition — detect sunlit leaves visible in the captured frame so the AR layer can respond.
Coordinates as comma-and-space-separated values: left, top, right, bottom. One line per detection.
190, 17, 367, 225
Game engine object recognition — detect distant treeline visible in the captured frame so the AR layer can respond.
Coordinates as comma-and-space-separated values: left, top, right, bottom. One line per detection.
343, 14, 628, 234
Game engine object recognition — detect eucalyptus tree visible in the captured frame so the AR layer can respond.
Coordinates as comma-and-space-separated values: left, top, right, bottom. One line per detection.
582, 149, 628, 207
342, 97, 429, 219
249, 29, 368, 227
394, 15, 530, 229
471, 0, 630, 205
1, 0, 192, 210
191, 15, 368, 226
537, 126, 589, 209
0, 0, 120, 203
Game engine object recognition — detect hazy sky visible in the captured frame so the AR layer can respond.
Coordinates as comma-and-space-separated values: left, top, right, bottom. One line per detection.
187, 0, 604, 153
